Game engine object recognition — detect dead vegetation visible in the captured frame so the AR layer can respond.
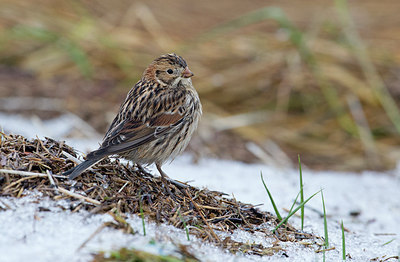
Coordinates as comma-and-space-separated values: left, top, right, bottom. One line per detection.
0, 132, 320, 256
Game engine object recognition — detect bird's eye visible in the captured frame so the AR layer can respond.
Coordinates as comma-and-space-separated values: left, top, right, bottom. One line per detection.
167, 69, 173, 74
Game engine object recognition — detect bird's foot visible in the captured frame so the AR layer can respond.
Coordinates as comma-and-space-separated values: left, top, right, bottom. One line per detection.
136, 163, 152, 176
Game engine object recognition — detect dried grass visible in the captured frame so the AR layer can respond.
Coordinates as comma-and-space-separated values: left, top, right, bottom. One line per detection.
0, 132, 319, 255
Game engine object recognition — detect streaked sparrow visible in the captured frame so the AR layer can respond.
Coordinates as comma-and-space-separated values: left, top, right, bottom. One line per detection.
64, 53, 202, 182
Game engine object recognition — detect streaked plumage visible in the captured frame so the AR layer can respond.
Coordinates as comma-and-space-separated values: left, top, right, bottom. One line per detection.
64, 53, 202, 180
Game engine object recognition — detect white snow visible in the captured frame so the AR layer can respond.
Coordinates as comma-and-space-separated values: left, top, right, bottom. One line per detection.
1, 113, 399, 261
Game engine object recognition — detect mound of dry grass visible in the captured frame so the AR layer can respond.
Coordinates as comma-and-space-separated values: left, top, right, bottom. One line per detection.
0, 132, 321, 256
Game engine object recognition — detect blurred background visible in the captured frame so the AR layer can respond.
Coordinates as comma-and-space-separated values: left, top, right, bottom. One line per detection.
1, 0, 400, 171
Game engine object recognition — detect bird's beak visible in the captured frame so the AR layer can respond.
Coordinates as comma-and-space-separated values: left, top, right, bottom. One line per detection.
181, 67, 194, 78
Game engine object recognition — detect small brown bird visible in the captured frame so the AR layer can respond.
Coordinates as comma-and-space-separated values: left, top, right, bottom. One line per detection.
64, 53, 202, 181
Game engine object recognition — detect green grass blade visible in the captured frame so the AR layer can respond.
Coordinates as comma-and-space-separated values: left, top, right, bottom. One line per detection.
286, 189, 302, 225
178, 210, 190, 241
298, 155, 304, 230
321, 189, 329, 248
261, 172, 282, 221
341, 220, 346, 260
273, 190, 321, 233
321, 189, 328, 262
139, 191, 146, 236
288, 190, 301, 216
381, 238, 395, 246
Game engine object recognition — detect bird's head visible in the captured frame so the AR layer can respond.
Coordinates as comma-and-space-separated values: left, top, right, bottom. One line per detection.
143, 53, 194, 87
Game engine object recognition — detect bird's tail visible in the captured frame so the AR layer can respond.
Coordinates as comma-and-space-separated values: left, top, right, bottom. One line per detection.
63, 156, 103, 180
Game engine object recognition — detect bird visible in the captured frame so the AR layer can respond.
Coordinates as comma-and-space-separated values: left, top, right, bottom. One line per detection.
63, 53, 202, 183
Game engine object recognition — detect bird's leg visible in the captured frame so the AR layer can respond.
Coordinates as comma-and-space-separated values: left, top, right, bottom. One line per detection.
156, 163, 174, 197
136, 163, 151, 176
156, 163, 189, 189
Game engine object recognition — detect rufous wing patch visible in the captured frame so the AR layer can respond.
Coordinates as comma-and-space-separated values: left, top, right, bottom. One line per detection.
150, 113, 183, 127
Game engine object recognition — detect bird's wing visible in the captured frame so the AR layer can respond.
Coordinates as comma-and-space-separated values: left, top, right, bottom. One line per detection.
87, 111, 184, 159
